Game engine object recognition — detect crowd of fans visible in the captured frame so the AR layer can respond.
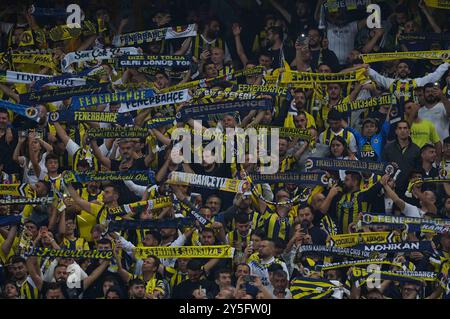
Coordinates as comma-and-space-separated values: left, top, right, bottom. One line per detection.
0, 0, 449, 299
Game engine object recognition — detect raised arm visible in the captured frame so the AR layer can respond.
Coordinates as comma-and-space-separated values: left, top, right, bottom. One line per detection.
415, 62, 450, 87
368, 67, 395, 89
1, 225, 17, 257
64, 183, 93, 214
362, 28, 384, 54
0, 83, 19, 103
83, 260, 110, 290
418, 0, 441, 33
90, 139, 112, 170
319, 185, 341, 214
380, 176, 405, 211
232, 23, 249, 67
12, 134, 26, 165
174, 37, 193, 56
26, 256, 43, 291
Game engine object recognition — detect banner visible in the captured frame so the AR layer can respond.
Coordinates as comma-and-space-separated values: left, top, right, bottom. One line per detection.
31, 67, 99, 91
361, 213, 450, 227
2, 70, 86, 87
359, 213, 450, 235
108, 217, 193, 232
24, 247, 113, 259
117, 55, 191, 69
323, 0, 370, 13
328, 232, 401, 248
424, 0, 450, 9
166, 172, 251, 193
48, 110, 133, 125
112, 24, 196, 47
159, 66, 264, 93
249, 172, 328, 186
398, 32, 450, 43
407, 178, 450, 192
147, 117, 175, 129
305, 157, 394, 175
335, 94, 392, 113
193, 88, 258, 101
319, 258, 402, 270
0, 215, 22, 226
101, 197, 174, 221
298, 245, 371, 259
0, 100, 40, 123
355, 241, 434, 253
290, 277, 344, 299
133, 245, 233, 259
10, 53, 57, 69
71, 89, 155, 109
118, 89, 190, 113
254, 125, 312, 141
175, 98, 273, 120
236, 84, 288, 96
188, 208, 213, 228
352, 267, 438, 283
19, 84, 110, 105
87, 127, 149, 138
0, 197, 54, 205
61, 47, 140, 72
48, 21, 97, 42
30, 5, 69, 17
281, 68, 367, 84
62, 170, 155, 184
361, 50, 450, 63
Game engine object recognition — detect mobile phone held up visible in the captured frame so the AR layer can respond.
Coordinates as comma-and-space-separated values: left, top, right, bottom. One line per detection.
297, 33, 308, 46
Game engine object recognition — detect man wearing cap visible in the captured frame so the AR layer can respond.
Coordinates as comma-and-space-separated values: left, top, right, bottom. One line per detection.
318, 109, 358, 155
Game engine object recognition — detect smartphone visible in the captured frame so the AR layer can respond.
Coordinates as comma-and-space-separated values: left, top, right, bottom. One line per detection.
244, 275, 255, 283
19, 130, 28, 138
297, 33, 308, 45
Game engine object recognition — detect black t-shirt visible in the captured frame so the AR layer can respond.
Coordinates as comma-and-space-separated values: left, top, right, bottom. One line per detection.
307, 226, 328, 245
172, 278, 218, 299
268, 46, 294, 69
0, 129, 19, 174
110, 157, 148, 204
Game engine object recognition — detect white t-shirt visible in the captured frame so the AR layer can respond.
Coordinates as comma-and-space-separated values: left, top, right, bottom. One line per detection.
326, 21, 359, 65
418, 102, 449, 140
402, 202, 425, 218
248, 257, 289, 291
20, 153, 47, 184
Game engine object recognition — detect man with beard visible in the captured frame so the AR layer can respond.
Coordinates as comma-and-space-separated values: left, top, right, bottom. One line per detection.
295, 206, 327, 245
418, 83, 450, 141
367, 61, 450, 122
319, 172, 386, 234
26, 258, 111, 299
191, 16, 231, 64
305, 27, 339, 72
128, 278, 146, 299
266, 26, 294, 69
